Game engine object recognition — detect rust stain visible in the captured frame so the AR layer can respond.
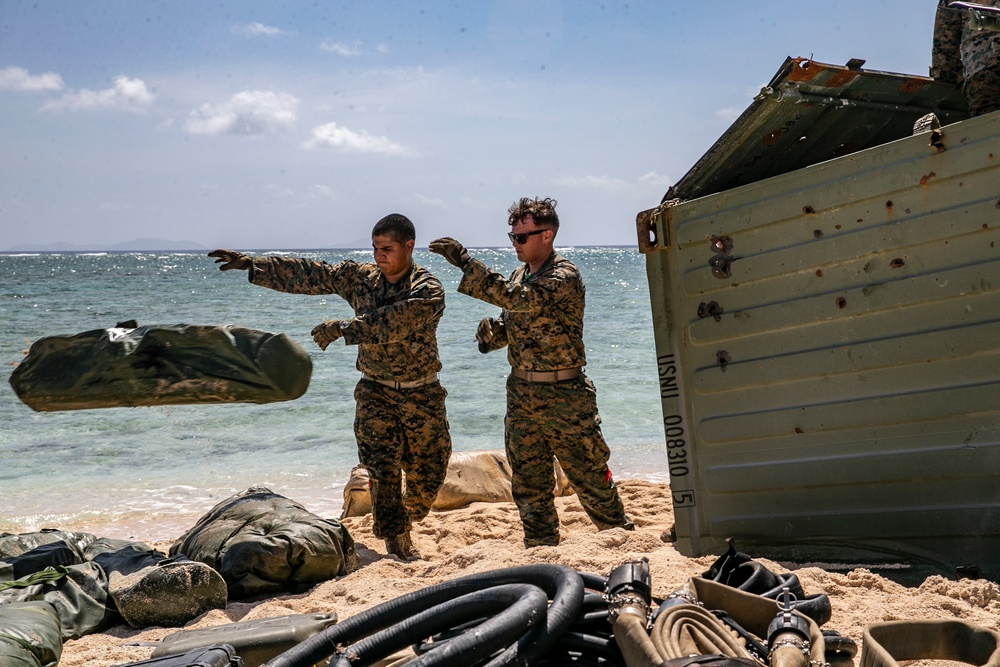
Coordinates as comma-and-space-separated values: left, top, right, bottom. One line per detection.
762, 129, 783, 147
919, 172, 937, 188
824, 69, 860, 88
786, 58, 820, 83
898, 78, 927, 95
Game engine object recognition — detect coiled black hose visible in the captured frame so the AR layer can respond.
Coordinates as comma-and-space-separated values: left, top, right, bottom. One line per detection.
263, 564, 584, 667
331, 584, 549, 667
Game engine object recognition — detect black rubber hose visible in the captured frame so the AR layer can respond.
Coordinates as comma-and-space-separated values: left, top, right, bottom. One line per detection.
331, 584, 549, 667
415, 588, 611, 657
552, 630, 625, 663
580, 572, 607, 592
263, 564, 584, 667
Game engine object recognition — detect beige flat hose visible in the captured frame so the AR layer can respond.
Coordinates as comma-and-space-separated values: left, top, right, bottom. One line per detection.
611, 577, 827, 667
862, 620, 1000, 667
651, 602, 754, 660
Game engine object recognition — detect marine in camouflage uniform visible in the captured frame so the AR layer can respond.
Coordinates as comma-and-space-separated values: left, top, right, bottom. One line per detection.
209, 214, 451, 560
429, 198, 633, 548
932, 0, 1000, 116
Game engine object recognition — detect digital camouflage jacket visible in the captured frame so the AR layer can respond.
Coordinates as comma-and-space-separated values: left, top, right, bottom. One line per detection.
249, 257, 445, 382
458, 252, 587, 372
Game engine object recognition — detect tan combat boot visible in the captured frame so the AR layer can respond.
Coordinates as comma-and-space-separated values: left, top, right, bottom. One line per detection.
384, 532, 421, 561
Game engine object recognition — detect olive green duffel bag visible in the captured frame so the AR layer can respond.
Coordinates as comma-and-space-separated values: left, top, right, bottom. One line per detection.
0, 562, 113, 640
0, 601, 63, 667
170, 487, 358, 599
9, 322, 312, 411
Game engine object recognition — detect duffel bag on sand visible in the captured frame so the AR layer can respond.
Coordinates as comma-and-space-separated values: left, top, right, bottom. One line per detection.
170, 487, 358, 599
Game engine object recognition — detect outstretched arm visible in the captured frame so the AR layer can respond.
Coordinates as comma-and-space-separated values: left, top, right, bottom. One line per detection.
208, 249, 252, 272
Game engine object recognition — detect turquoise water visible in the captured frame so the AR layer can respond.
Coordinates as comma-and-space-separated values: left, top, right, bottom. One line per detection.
0, 247, 667, 541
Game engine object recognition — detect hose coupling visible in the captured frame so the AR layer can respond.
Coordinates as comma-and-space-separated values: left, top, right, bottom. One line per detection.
605, 558, 652, 624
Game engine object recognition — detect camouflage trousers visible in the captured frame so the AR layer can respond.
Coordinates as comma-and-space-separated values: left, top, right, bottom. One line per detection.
965, 65, 1000, 116
504, 374, 632, 547
354, 379, 452, 539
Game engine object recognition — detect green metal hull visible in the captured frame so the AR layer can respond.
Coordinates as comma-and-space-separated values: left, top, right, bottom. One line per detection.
637, 60, 1000, 576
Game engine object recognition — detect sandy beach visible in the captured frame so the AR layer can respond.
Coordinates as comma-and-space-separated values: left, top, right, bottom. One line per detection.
53, 479, 1000, 666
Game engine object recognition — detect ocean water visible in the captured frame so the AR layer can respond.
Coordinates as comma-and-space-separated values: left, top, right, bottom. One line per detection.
0, 247, 668, 541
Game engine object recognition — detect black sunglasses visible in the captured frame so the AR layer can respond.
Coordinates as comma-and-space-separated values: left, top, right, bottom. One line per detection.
508, 229, 547, 244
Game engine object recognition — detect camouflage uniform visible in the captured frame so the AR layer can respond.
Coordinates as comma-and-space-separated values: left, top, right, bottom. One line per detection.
458, 252, 632, 547
249, 256, 452, 539
932, 0, 1000, 115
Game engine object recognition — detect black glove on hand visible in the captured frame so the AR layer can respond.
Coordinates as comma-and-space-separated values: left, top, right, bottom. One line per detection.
428, 237, 471, 268
476, 317, 497, 354
208, 249, 252, 272
311, 320, 343, 351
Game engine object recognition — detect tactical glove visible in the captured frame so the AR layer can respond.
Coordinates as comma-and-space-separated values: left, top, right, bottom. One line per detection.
476, 317, 499, 354
208, 249, 252, 272
311, 320, 343, 351
428, 237, 471, 269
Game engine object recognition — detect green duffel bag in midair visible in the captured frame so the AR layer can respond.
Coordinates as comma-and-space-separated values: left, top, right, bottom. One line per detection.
9, 322, 312, 411
0, 601, 63, 667
170, 487, 359, 599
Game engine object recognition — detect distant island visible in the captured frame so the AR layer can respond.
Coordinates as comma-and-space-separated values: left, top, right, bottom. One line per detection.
3, 237, 380, 253
5, 237, 208, 253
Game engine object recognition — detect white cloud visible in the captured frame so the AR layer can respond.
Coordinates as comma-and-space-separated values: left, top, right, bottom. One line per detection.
415, 194, 448, 208
553, 175, 631, 192
638, 171, 672, 186
310, 184, 338, 200
715, 106, 743, 122
41, 76, 152, 113
321, 40, 362, 56
184, 91, 298, 136
234, 22, 285, 36
302, 121, 411, 155
375, 43, 390, 54
265, 183, 295, 197
0, 66, 64, 92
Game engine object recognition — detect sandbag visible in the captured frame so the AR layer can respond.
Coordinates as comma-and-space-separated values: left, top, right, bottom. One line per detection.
341, 449, 575, 519
169, 487, 358, 599
0, 601, 63, 667
9, 322, 312, 411
0, 562, 113, 640
85, 538, 227, 628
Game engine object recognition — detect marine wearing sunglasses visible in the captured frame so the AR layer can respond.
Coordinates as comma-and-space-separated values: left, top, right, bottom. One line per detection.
507, 229, 547, 244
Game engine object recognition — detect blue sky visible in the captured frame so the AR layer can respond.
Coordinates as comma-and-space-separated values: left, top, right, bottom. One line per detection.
1, 1, 936, 250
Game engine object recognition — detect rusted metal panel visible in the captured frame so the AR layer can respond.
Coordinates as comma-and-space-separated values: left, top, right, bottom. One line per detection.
665, 57, 970, 203
638, 89, 1000, 575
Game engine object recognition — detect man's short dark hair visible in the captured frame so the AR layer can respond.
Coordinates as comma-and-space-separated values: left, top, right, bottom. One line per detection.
507, 197, 559, 231
372, 213, 416, 243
